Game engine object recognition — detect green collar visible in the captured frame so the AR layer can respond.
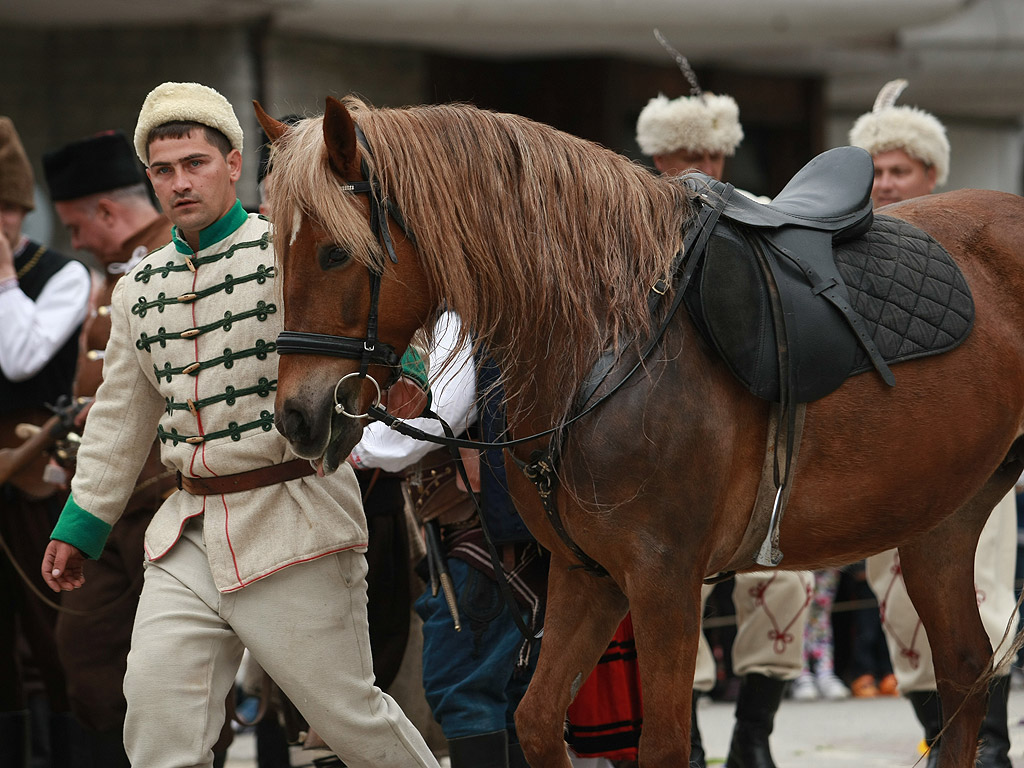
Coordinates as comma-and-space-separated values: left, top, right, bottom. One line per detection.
172, 200, 248, 254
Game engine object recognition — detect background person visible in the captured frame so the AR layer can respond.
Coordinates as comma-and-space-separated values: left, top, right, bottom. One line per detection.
350, 312, 547, 768
850, 78, 1018, 768
790, 568, 850, 702
0, 115, 92, 768
839, 560, 897, 699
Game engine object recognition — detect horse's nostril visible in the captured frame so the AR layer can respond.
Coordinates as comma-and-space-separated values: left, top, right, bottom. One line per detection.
276, 403, 309, 443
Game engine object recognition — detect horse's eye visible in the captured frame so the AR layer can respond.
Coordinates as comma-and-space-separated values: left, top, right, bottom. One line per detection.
317, 244, 351, 270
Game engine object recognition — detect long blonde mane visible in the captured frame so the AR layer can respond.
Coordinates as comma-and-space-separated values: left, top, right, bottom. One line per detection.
268, 97, 697, 425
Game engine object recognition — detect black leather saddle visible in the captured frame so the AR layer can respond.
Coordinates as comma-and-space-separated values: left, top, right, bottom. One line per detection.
682, 146, 973, 404
709, 146, 875, 238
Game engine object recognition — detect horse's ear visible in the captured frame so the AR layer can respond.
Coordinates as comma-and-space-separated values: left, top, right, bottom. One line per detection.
253, 101, 288, 143
323, 96, 360, 180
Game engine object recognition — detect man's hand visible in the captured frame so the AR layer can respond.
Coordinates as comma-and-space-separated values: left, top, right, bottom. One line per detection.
41, 540, 86, 592
384, 377, 429, 419
73, 399, 95, 430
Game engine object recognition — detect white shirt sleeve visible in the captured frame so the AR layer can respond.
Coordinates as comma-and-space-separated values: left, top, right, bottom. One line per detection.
351, 311, 478, 473
0, 259, 92, 382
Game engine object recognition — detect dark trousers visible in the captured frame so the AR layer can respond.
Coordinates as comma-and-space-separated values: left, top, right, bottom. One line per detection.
358, 470, 412, 690
415, 557, 540, 740
0, 486, 69, 714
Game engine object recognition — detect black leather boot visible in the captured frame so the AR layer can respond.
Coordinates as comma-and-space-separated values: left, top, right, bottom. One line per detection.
976, 675, 1012, 768
907, 690, 942, 768
690, 691, 707, 768
724, 673, 786, 768
0, 710, 31, 768
448, 730, 509, 768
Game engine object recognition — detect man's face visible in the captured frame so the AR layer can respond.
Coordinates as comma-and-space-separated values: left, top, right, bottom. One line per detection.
653, 148, 726, 181
145, 130, 241, 238
0, 201, 26, 250
870, 149, 937, 208
54, 199, 121, 262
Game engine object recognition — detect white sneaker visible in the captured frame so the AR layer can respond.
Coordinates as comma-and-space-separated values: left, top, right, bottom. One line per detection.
790, 674, 819, 701
816, 673, 851, 700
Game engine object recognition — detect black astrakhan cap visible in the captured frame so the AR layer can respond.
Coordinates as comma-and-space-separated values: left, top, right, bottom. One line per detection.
43, 130, 146, 201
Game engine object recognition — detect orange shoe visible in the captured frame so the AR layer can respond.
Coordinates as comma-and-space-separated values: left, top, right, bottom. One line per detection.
851, 673, 879, 697
877, 673, 899, 696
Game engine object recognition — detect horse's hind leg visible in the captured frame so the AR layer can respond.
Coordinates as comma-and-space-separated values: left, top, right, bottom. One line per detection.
897, 471, 1019, 768
515, 551, 628, 768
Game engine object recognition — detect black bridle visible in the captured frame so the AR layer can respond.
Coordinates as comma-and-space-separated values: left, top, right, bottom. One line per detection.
275, 123, 414, 405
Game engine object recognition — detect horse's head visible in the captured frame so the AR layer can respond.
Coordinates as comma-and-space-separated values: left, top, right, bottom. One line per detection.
255, 98, 435, 474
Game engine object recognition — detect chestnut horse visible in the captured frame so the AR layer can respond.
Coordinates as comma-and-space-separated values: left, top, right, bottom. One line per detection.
256, 96, 1024, 767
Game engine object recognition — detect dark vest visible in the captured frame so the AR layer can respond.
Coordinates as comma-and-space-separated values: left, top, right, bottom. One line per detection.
0, 241, 82, 415
476, 356, 534, 545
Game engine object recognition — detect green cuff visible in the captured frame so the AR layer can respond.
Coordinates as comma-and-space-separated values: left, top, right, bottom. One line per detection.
51, 494, 112, 560
399, 344, 432, 410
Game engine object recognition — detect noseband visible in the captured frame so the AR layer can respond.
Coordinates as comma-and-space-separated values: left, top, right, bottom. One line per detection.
276, 123, 415, 411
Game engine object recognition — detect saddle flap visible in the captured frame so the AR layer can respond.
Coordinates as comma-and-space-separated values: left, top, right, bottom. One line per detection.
687, 223, 775, 398
689, 221, 858, 403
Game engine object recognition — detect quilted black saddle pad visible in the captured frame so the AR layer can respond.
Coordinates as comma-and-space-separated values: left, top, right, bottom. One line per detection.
684, 212, 974, 403
836, 214, 974, 375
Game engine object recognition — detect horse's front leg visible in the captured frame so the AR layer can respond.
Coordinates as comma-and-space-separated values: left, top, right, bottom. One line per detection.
628, 571, 704, 767
515, 551, 628, 768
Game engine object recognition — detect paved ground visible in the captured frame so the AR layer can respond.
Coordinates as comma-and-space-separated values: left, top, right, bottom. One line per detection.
225, 685, 1024, 767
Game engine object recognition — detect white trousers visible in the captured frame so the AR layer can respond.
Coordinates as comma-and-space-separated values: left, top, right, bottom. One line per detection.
123, 521, 439, 768
694, 570, 813, 690
865, 490, 1018, 693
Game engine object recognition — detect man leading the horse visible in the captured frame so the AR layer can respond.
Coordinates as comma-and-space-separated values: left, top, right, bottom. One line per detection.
850, 79, 1019, 768
583, 81, 814, 768
40, 128, 188, 767
40, 81, 439, 768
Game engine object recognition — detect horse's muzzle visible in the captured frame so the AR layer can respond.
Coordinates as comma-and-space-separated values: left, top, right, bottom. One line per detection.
274, 397, 331, 459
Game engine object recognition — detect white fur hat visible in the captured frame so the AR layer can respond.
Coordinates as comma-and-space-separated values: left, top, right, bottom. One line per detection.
848, 79, 949, 187
636, 92, 744, 157
134, 82, 243, 163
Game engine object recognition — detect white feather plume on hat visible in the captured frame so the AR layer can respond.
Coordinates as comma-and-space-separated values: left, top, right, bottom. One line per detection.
848, 79, 949, 186
134, 82, 244, 163
636, 92, 744, 157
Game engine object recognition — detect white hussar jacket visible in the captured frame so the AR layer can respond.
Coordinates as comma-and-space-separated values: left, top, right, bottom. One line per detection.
52, 202, 365, 592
